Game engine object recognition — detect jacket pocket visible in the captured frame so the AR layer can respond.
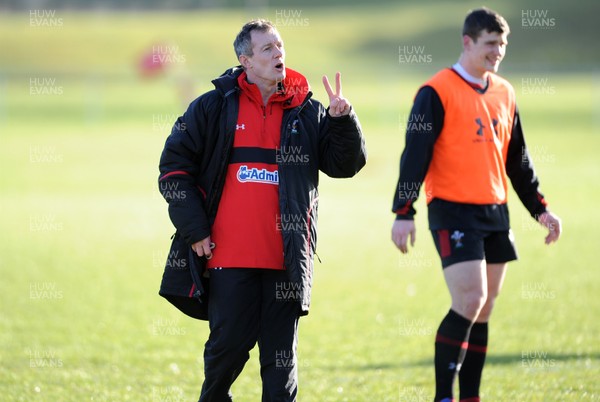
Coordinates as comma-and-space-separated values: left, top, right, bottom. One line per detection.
158, 232, 210, 321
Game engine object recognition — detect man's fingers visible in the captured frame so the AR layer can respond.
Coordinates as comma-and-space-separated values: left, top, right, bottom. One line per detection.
336, 99, 350, 115
322, 75, 335, 99
204, 241, 216, 259
545, 225, 560, 244
400, 238, 407, 254
335, 72, 342, 97
392, 220, 416, 254
202, 242, 213, 259
329, 98, 351, 117
393, 233, 408, 254
538, 212, 562, 245
192, 239, 215, 259
324, 73, 350, 117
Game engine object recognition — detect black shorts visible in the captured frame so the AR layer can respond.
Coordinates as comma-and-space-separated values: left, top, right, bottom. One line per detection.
431, 229, 518, 268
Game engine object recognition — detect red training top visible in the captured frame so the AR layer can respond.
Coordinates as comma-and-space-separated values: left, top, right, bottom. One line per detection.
207, 69, 309, 269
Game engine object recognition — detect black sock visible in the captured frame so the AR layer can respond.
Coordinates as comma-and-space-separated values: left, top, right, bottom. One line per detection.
458, 322, 488, 400
434, 309, 473, 401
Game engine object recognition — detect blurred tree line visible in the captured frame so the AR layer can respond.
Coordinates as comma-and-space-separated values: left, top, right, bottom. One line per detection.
3, 0, 240, 9
0, 0, 399, 10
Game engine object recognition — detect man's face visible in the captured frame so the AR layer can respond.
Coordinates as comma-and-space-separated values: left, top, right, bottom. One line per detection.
464, 30, 508, 77
241, 29, 285, 85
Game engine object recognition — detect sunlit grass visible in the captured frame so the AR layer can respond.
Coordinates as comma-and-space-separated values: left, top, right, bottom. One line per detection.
1, 5, 598, 401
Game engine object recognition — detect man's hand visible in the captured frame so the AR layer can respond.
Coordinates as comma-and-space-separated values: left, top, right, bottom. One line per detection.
322, 72, 351, 117
192, 236, 215, 259
537, 211, 562, 244
392, 219, 416, 254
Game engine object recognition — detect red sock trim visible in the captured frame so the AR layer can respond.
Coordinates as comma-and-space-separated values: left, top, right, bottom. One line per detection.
460, 398, 480, 402
436, 334, 468, 349
466, 343, 487, 353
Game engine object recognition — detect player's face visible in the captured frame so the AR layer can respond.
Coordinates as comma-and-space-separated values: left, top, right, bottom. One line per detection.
240, 29, 286, 86
464, 30, 508, 77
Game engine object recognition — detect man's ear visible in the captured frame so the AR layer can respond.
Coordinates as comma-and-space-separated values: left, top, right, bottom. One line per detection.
462, 34, 473, 51
239, 54, 251, 70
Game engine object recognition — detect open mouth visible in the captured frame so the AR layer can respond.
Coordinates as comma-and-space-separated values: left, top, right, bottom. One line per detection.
275, 63, 284, 72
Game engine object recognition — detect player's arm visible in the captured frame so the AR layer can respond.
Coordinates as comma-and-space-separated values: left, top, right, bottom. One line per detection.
159, 96, 212, 251
391, 86, 443, 252
505, 107, 562, 243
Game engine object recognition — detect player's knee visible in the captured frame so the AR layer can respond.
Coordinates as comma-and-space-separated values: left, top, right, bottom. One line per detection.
477, 292, 500, 321
460, 290, 487, 320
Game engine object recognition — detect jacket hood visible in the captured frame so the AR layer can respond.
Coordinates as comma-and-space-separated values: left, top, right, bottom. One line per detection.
212, 66, 311, 107
278, 67, 311, 108
212, 66, 244, 97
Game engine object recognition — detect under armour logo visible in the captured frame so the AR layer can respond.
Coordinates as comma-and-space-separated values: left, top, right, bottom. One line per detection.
236, 124, 245, 130
475, 118, 485, 136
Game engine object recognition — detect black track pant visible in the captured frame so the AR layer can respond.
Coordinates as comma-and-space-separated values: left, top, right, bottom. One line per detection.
199, 268, 300, 402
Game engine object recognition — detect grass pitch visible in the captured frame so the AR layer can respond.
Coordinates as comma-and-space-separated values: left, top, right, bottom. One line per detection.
0, 3, 598, 401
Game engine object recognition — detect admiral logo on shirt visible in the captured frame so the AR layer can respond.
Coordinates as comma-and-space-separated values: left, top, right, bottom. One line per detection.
237, 165, 279, 185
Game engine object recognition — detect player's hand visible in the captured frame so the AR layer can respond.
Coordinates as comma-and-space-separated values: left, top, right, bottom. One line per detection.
392, 219, 416, 254
322, 72, 351, 117
537, 211, 562, 244
192, 236, 215, 259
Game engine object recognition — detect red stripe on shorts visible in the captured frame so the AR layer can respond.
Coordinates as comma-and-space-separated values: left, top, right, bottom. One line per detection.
438, 229, 451, 258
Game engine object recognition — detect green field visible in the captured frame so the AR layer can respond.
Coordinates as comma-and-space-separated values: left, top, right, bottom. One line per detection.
1, 3, 599, 401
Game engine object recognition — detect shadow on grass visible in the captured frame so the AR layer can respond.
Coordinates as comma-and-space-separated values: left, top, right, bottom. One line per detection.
424, 352, 598, 368
321, 352, 599, 371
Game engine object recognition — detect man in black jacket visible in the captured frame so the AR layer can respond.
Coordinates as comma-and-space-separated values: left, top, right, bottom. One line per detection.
158, 19, 366, 402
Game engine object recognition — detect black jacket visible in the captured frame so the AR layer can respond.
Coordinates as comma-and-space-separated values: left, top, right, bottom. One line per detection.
158, 67, 366, 318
